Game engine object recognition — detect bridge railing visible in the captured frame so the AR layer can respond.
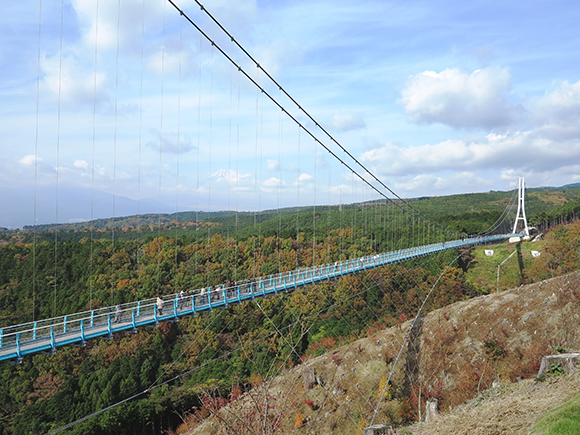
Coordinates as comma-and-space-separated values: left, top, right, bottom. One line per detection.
0, 233, 518, 356
0, 300, 157, 349
0, 256, 382, 350
0, 297, 156, 339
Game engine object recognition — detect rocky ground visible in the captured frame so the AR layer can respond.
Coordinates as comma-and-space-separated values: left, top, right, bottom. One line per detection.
405, 370, 580, 434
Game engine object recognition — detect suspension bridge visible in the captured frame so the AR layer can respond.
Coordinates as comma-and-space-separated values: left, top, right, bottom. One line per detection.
0, 232, 518, 363
0, 1, 531, 433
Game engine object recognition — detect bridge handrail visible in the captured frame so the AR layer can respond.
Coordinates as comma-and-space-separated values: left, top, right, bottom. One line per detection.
0, 297, 160, 336
0, 300, 157, 344
0, 233, 519, 350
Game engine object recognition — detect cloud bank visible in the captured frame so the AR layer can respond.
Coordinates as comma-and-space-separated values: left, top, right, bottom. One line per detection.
362, 73, 580, 195
399, 67, 524, 130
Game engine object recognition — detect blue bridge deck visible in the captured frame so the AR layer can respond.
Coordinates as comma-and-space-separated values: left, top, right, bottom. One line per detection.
0, 234, 516, 362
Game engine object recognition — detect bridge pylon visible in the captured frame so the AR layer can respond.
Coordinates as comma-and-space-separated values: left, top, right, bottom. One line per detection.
512, 176, 530, 237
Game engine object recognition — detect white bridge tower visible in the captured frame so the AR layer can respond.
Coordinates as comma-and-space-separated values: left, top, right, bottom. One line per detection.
512, 176, 530, 236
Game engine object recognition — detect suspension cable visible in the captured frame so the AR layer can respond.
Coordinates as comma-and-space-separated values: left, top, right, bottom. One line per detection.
235, 65, 241, 281
206, 43, 214, 287
175, 13, 183, 294
33, 0, 43, 322
227, 36, 233, 280
296, 126, 301, 269
167, 0, 459, 239
479, 188, 518, 235
53, 0, 65, 318
157, 0, 167, 297
252, 66, 259, 278
111, 0, 121, 306
137, 0, 145, 302
277, 95, 282, 273
195, 8, 202, 276
90, 0, 100, 312
312, 140, 317, 266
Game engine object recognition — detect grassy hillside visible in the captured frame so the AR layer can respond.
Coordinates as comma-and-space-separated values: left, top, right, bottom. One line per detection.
465, 239, 545, 292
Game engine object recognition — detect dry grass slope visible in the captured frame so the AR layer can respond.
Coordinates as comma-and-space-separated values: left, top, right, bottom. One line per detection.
185, 270, 580, 434
406, 371, 580, 435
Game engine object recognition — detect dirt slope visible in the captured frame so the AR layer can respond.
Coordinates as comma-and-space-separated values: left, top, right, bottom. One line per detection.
184, 270, 580, 434
405, 371, 580, 435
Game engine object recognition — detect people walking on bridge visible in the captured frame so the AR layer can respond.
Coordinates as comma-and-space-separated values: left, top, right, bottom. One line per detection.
226, 280, 234, 298
200, 287, 206, 304
156, 297, 164, 316
178, 290, 185, 309
114, 304, 122, 323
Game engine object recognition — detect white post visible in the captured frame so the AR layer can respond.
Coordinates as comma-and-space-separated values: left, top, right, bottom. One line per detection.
497, 250, 517, 292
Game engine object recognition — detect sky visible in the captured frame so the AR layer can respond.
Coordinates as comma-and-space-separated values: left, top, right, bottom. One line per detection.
1, 0, 580, 228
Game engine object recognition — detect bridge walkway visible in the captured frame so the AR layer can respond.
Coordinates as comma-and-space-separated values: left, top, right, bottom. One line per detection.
0, 234, 514, 362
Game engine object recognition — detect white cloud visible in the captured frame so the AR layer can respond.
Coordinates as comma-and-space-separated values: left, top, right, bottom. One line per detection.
533, 79, 580, 141
41, 0, 181, 108
394, 173, 444, 192
267, 159, 279, 171
500, 169, 522, 183
41, 52, 108, 107
537, 80, 580, 114
295, 173, 313, 186
328, 183, 354, 197
73, 160, 89, 169
400, 66, 524, 130
394, 172, 492, 194
329, 113, 366, 132
360, 129, 580, 193
360, 140, 481, 175
145, 129, 194, 154
262, 177, 284, 188
72, 0, 165, 54
19, 155, 41, 165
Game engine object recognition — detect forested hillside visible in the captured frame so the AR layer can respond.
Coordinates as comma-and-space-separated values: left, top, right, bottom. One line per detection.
184, 220, 580, 435
0, 238, 476, 433
0, 189, 579, 434
4, 185, 579, 244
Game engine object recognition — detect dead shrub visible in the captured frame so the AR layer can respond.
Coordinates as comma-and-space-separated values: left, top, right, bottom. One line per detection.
294, 412, 304, 428
304, 399, 318, 410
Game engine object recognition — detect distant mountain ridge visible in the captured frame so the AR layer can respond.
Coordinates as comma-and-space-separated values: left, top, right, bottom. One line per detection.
0, 186, 173, 230
4, 184, 580, 233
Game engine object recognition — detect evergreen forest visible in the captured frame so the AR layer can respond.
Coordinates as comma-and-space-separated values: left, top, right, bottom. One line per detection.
1, 187, 580, 434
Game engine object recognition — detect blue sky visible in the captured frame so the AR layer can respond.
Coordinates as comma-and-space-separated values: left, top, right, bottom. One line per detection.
2, 0, 580, 228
